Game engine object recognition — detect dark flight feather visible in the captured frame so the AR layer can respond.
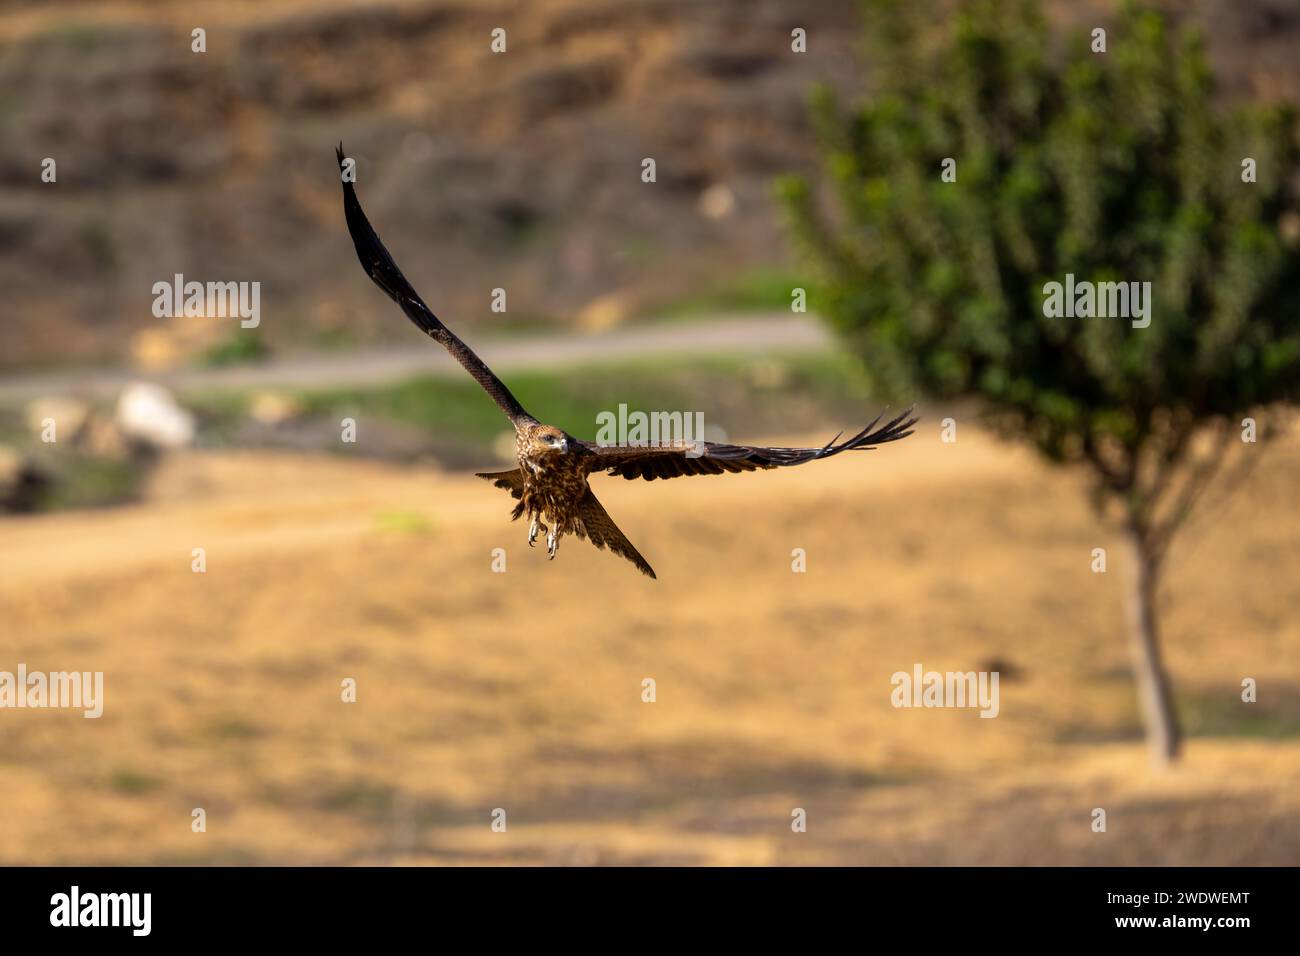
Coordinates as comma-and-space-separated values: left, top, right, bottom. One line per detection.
336, 144, 535, 426
576, 408, 918, 482
476, 469, 525, 500
476, 469, 526, 520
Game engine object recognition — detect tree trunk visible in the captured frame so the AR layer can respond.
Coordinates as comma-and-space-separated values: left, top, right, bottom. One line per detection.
1124, 528, 1182, 765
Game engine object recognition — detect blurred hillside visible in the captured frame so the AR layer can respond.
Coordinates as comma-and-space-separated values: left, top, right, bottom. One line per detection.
0, 0, 864, 368
3, 0, 1299, 369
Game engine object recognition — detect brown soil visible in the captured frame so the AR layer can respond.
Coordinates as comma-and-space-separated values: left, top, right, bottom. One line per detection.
2, 422, 1297, 865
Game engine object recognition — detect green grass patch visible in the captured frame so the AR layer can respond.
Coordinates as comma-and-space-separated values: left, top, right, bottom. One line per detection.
203, 717, 265, 742
1182, 688, 1300, 740
199, 331, 270, 368
289, 352, 872, 453
653, 269, 808, 320
373, 510, 434, 534
110, 768, 160, 796
35, 454, 146, 512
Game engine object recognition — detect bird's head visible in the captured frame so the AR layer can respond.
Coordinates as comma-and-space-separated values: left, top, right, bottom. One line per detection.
535, 425, 569, 455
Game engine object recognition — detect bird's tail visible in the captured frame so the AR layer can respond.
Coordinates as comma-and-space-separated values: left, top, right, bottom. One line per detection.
573, 488, 657, 579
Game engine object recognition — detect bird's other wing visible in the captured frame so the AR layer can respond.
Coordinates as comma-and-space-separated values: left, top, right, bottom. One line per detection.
577, 408, 917, 481
476, 468, 526, 520
475, 468, 525, 500
573, 488, 657, 579
336, 144, 535, 427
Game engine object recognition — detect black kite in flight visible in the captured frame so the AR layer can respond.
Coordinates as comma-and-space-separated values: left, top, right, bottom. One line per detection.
336, 145, 917, 579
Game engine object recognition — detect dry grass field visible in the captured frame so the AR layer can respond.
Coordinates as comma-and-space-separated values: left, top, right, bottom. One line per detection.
2, 421, 1298, 865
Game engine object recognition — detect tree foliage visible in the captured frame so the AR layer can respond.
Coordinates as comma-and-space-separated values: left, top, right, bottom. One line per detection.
781, 0, 1300, 558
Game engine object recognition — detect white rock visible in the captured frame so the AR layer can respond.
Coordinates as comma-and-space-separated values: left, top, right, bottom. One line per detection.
114, 382, 196, 449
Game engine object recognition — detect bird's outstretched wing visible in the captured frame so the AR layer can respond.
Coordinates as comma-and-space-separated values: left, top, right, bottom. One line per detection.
336, 144, 535, 426
576, 408, 917, 481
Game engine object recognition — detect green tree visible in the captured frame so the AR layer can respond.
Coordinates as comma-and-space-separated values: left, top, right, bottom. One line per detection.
781, 0, 1300, 764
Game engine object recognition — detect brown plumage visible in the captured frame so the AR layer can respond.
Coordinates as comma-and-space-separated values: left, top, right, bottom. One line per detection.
336, 145, 917, 579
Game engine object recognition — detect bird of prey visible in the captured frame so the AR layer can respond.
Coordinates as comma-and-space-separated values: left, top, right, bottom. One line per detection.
336, 145, 917, 579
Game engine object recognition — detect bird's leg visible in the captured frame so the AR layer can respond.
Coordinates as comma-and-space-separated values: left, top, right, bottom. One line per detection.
527, 516, 540, 547
546, 527, 559, 560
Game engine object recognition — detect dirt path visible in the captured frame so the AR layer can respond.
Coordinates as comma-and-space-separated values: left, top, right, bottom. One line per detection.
0, 314, 829, 403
